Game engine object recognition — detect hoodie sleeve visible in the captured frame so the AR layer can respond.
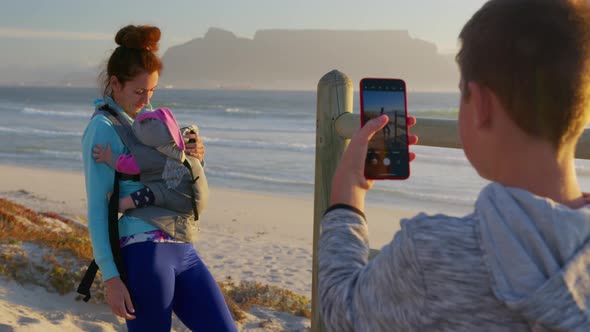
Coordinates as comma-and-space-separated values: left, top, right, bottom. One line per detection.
319, 207, 427, 331
81, 115, 122, 281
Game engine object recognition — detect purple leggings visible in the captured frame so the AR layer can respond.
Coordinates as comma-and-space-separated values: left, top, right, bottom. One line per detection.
121, 241, 237, 331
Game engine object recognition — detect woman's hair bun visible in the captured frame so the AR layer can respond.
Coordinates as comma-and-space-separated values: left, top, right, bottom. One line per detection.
115, 25, 161, 52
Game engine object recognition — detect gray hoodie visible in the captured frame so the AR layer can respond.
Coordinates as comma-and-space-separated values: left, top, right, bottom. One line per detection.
319, 182, 590, 331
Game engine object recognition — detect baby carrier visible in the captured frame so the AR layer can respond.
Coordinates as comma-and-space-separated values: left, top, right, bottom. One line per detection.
77, 104, 206, 302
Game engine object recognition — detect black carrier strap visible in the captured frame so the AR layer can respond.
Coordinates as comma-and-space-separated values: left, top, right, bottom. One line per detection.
109, 171, 127, 281
183, 159, 200, 221
77, 171, 126, 302
184, 129, 200, 220
77, 105, 128, 302
76, 260, 98, 302
99, 104, 139, 182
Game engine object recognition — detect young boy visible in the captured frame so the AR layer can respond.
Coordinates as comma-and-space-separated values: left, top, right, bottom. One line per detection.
319, 0, 590, 331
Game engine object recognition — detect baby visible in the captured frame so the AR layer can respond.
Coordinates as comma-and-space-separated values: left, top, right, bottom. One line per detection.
93, 107, 208, 216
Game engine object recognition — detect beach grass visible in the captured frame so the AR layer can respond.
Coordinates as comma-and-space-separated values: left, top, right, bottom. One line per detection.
220, 276, 311, 318
0, 198, 311, 322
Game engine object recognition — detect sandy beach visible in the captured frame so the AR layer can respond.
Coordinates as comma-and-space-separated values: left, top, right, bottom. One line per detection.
0, 164, 418, 331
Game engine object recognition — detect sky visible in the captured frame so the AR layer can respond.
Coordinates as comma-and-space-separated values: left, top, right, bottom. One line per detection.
0, 0, 488, 82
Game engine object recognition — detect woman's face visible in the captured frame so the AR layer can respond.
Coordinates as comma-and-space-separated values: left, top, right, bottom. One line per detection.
111, 71, 159, 119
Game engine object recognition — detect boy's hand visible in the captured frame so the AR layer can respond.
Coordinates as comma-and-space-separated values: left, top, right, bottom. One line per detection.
93, 143, 112, 164
330, 115, 418, 212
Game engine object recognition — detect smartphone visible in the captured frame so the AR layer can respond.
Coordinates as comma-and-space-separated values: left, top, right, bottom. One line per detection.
360, 78, 410, 180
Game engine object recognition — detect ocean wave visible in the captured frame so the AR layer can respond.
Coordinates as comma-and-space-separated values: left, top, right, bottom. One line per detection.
412, 108, 459, 119
371, 185, 476, 206
0, 152, 28, 159
152, 102, 227, 110
218, 108, 308, 119
22, 107, 89, 119
576, 166, 590, 176
156, 103, 261, 115
0, 126, 82, 137
201, 136, 314, 152
205, 168, 314, 187
411, 151, 469, 166
409, 145, 469, 166
5, 149, 82, 160
224, 107, 261, 115
173, 107, 312, 120
199, 125, 315, 134
38, 149, 82, 160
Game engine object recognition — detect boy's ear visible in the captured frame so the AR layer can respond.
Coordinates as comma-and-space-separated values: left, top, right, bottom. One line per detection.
468, 82, 492, 129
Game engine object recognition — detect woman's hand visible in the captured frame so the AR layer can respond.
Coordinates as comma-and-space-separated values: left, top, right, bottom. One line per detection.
329, 115, 418, 211
105, 277, 136, 320
184, 130, 205, 162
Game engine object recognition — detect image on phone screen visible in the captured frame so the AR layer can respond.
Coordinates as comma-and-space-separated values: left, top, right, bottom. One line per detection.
360, 78, 409, 179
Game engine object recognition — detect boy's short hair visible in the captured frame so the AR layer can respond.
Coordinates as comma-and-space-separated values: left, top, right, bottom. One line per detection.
456, 0, 590, 147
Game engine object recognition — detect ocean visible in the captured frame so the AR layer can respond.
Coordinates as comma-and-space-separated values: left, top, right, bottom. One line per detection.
1, 86, 589, 217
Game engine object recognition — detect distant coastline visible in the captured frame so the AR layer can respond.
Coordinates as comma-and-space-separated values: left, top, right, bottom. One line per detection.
0, 27, 459, 91
0, 83, 459, 94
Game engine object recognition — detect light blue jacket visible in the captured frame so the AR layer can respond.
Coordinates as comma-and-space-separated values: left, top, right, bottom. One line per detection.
81, 97, 158, 281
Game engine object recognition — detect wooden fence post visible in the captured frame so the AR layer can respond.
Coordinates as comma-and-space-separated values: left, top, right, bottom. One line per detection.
311, 70, 353, 331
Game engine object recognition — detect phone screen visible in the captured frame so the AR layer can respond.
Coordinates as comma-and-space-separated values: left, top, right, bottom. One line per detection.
360, 78, 409, 179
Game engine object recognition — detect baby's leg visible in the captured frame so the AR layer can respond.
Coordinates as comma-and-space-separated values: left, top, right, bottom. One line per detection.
107, 192, 132, 213
119, 187, 156, 213
118, 196, 136, 213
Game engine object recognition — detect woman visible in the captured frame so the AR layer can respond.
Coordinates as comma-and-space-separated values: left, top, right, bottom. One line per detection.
81, 25, 236, 331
